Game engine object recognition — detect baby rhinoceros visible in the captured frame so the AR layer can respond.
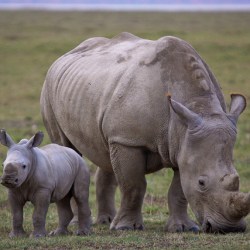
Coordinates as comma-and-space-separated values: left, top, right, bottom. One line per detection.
0, 129, 91, 238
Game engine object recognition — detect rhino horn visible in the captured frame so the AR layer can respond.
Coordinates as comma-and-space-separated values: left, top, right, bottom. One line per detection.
221, 173, 239, 191
228, 192, 250, 219
167, 95, 202, 130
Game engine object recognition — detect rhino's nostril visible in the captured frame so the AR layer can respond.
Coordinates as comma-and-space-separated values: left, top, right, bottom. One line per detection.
206, 221, 212, 233
202, 219, 213, 233
14, 178, 18, 183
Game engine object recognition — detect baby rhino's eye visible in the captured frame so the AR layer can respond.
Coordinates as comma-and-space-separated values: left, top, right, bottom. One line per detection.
22, 165, 26, 169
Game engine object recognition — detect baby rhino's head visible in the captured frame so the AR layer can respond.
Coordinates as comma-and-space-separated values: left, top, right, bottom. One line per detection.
0, 130, 43, 188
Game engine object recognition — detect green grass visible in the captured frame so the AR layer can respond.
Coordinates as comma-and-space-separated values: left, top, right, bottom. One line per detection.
0, 10, 250, 249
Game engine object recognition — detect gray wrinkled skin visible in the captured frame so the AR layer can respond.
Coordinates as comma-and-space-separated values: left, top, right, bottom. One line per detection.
0, 130, 91, 238
40, 32, 250, 233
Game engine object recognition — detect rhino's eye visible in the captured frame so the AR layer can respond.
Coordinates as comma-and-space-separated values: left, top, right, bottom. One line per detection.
199, 179, 205, 186
198, 176, 208, 191
22, 165, 26, 169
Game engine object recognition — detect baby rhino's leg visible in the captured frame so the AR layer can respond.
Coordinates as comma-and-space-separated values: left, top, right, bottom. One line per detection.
8, 192, 27, 238
70, 198, 78, 224
73, 159, 92, 235
49, 193, 73, 236
32, 189, 51, 237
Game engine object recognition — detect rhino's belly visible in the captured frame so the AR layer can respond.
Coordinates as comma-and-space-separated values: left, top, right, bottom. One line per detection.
67, 130, 112, 171
54, 107, 112, 170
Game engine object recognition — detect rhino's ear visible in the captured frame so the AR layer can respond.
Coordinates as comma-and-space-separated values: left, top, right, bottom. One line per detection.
168, 96, 202, 130
0, 129, 15, 148
26, 131, 44, 149
228, 94, 246, 125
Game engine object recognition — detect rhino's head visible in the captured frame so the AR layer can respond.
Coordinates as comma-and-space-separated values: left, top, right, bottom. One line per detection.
0, 130, 44, 188
169, 94, 250, 233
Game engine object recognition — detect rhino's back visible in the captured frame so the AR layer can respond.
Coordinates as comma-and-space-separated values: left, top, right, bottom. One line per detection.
41, 32, 225, 169
42, 33, 168, 167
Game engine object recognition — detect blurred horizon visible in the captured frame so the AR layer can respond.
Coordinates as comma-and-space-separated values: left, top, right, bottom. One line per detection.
0, 0, 249, 3
0, 0, 250, 11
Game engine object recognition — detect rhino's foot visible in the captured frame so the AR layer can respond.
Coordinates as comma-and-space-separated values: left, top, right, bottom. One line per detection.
110, 213, 144, 231
76, 227, 91, 236
96, 214, 114, 225
165, 216, 200, 233
49, 228, 71, 236
9, 229, 27, 238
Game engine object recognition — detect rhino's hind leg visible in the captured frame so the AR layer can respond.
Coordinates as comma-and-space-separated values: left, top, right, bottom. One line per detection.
109, 143, 146, 230
95, 167, 117, 224
165, 169, 199, 233
49, 194, 73, 236
72, 164, 92, 235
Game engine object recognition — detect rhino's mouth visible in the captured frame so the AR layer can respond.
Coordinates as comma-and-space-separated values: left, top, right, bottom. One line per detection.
202, 217, 246, 234
0, 175, 19, 188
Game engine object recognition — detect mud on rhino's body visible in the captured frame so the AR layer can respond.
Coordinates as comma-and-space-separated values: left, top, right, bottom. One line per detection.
41, 32, 250, 233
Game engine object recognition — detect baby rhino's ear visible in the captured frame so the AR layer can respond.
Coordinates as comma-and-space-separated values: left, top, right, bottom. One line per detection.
0, 129, 15, 148
26, 132, 44, 149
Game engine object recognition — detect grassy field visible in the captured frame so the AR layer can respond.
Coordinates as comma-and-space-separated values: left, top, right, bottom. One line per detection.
0, 10, 250, 249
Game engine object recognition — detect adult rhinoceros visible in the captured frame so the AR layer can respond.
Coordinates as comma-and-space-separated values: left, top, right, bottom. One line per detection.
40, 32, 250, 233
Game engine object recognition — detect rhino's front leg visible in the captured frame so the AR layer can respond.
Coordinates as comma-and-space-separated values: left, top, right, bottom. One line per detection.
109, 143, 146, 230
8, 192, 26, 238
95, 167, 117, 224
165, 169, 199, 233
31, 189, 50, 238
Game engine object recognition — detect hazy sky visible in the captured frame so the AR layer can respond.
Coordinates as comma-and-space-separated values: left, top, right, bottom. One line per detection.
0, 0, 249, 4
